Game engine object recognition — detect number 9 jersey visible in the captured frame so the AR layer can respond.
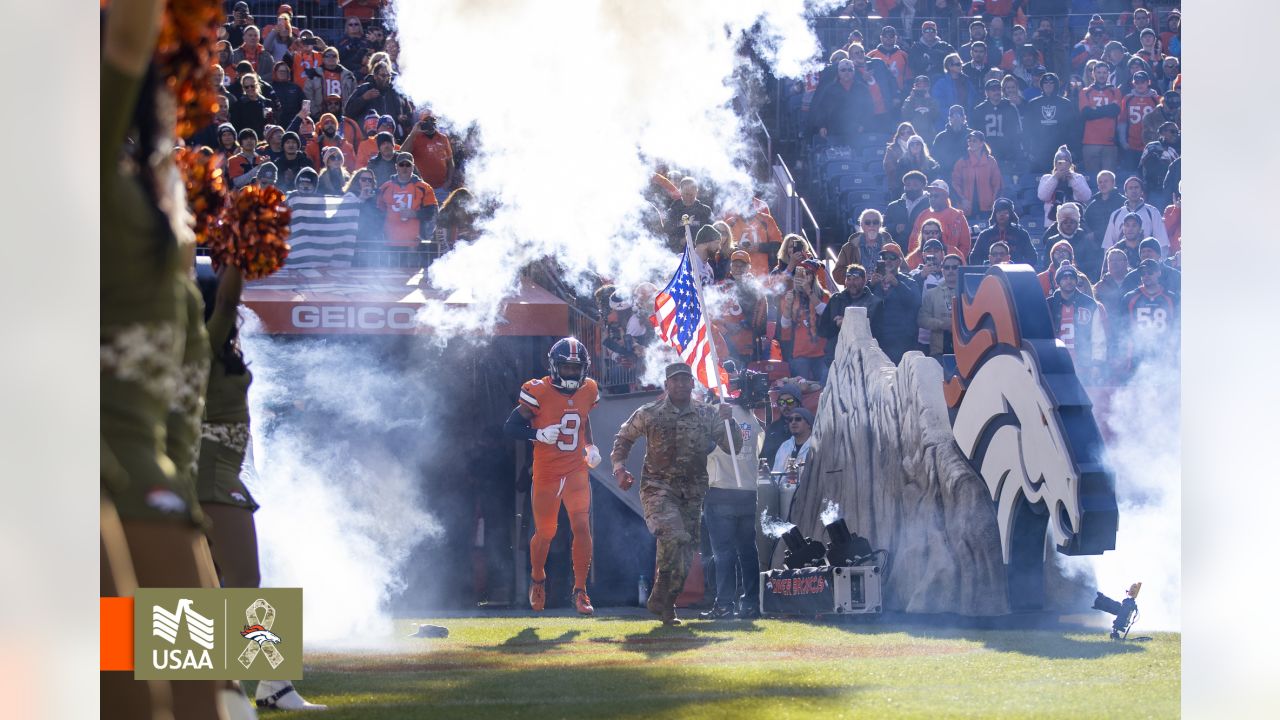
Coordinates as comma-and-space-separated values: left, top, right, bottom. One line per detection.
519, 376, 601, 482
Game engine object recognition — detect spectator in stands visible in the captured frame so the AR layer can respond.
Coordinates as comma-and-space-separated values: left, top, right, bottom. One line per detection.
345, 62, 411, 137
292, 166, 318, 196
307, 113, 356, 172
1137, 28, 1163, 66
1001, 74, 1027, 116
664, 177, 713, 252
819, 263, 883, 361
275, 130, 311, 190
1071, 20, 1108, 72
1102, 176, 1169, 252
724, 199, 783, 276
951, 130, 1002, 219
316, 93, 362, 144
1036, 145, 1092, 229
883, 122, 919, 197
213, 122, 239, 167
228, 128, 268, 188
363, 22, 388, 60
1038, 240, 1084, 297
230, 72, 274, 136
1121, 237, 1181, 296
303, 47, 358, 112
1079, 60, 1121, 176
1161, 9, 1181, 56
1141, 89, 1179, 144
1005, 44, 1041, 91
962, 41, 993, 88
377, 152, 438, 250
1110, 213, 1147, 269
1094, 247, 1131, 331
972, 78, 1023, 163
901, 76, 942, 134
910, 179, 972, 261
773, 234, 819, 294
190, 95, 232, 149
355, 113, 395, 166
1155, 56, 1180, 95
721, 251, 770, 364
1042, 202, 1102, 281
269, 62, 304, 122
1117, 71, 1160, 169
868, 244, 920, 364
896, 135, 941, 186
1123, 7, 1153, 52
932, 56, 975, 116
1163, 183, 1180, 256
1025, 73, 1077, 170
253, 160, 278, 190
907, 20, 956, 78
316, 146, 351, 196
231, 25, 275, 77
932, 105, 971, 185
343, 168, 382, 248
1118, 258, 1180, 373
779, 260, 830, 383
225, 2, 253, 48
404, 110, 456, 203
812, 59, 865, 143
335, 17, 370, 75
1139, 122, 1179, 209
960, 19, 988, 63
1084, 170, 1122, 239
259, 124, 284, 161
761, 383, 804, 473
869, 25, 909, 92
905, 218, 945, 270
986, 240, 1011, 265
263, 13, 295, 63
1047, 264, 1107, 382
833, 209, 888, 285
918, 253, 960, 357
909, 242, 946, 302
970, 198, 1036, 267
884, 170, 930, 244
849, 43, 899, 133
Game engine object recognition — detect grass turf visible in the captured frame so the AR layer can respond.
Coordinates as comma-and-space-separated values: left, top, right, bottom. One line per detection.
276, 613, 1179, 719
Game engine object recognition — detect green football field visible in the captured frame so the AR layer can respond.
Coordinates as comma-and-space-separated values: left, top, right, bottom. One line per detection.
274, 611, 1180, 719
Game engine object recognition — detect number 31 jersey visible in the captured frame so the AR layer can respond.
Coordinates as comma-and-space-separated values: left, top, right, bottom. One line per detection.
519, 376, 601, 481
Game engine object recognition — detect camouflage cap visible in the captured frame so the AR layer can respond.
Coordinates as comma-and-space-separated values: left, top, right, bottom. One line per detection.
665, 362, 693, 379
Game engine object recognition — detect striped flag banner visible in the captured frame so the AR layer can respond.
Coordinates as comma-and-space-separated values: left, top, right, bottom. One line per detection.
284, 194, 361, 268
654, 248, 728, 393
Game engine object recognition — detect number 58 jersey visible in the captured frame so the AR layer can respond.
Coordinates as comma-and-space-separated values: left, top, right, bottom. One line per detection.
519, 376, 601, 482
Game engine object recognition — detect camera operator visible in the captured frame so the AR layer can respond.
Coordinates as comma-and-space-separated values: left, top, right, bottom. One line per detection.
700, 369, 763, 620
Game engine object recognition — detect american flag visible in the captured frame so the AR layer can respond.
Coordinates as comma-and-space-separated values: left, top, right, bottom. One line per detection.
654, 249, 728, 393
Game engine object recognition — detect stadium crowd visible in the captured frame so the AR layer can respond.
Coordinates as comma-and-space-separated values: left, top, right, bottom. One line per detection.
194, 1, 1181, 389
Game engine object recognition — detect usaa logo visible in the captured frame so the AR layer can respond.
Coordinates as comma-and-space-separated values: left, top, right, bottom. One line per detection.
942, 264, 1118, 609
151, 598, 216, 670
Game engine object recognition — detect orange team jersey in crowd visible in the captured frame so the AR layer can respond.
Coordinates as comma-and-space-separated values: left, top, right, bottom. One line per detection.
376, 176, 437, 246
292, 50, 324, 88
1080, 85, 1122, 145
868, 47, 909, 90
518, 376, 600, 482
356, 137, 399, 168
1121, 94, 1160, 151
1164, 204, 1180, 255
408, 133, 453, 189
227, 151, 267, 181
318, 68, 347, 101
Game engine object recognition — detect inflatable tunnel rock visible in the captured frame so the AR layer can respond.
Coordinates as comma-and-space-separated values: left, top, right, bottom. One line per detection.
786, 305, 1011, 616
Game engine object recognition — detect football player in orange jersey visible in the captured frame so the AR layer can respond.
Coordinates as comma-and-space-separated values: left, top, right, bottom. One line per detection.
503, 338, 602, 615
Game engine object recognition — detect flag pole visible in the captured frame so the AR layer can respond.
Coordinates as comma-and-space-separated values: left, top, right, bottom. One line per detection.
681, 215, 744, 490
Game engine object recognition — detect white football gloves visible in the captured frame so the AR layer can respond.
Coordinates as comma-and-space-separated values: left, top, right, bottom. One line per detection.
585, 444, 602, 468
535, 424, 562, 444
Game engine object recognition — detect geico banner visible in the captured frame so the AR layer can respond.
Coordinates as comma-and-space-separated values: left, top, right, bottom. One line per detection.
246, 303, 422, 334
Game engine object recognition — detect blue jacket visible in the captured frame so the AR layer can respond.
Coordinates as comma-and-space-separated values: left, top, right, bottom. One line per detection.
870, 273, 921, 362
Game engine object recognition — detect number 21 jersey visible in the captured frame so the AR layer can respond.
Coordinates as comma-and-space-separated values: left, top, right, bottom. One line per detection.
519, 376, 600, 481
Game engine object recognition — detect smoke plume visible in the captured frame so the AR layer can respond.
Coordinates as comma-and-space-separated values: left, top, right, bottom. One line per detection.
393, 0, 833, 335
239, 311, 442, 646
820, 499, 840, 526
761, 508, 795, 539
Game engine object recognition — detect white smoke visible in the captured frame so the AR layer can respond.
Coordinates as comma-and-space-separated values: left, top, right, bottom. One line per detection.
392, 0, 835, 336
761, 508, 795, 538
239, 311, 442, 646
820, 499, 841, 526
1064, 356, 1181, 630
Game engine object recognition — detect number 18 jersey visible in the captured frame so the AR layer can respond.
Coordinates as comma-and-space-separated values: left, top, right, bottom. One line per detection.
519, 376, 600, 482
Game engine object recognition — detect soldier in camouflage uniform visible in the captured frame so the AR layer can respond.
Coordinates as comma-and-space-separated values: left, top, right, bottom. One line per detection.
611, 363, 735, 625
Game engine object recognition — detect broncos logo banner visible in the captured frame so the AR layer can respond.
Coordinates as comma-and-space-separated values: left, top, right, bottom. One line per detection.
943, 265, 1117, 609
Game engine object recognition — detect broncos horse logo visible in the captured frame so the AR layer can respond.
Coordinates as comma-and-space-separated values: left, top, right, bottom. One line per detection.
944, 265, 1117, 609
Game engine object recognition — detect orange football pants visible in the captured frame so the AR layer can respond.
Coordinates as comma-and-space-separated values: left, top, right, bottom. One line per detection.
530, 469, 592, 591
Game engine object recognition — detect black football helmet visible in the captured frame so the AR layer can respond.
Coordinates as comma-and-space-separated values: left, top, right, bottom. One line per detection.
548, 337, 590, 391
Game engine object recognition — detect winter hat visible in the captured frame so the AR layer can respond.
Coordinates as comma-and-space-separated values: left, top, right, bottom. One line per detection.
1054, 145, 1073, 163
1055, 263, 1079, 281
787, 408, 815, 426
694, 224, 722, 246
993, 197, 1015, 213
922, 238, 945, 252
294, 167, 318, 185
1139, 237, 1162, 255
282, 131, 301, 146
378, 114, 397, 131
776, 383, 803, 404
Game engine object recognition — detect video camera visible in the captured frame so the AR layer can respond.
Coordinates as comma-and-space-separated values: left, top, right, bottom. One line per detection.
724, 363, 770, 408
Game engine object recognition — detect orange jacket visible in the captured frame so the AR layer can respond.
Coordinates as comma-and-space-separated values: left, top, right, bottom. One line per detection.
1163, 204, 1180, 255
908, 206, 972, 266
951, 152, 1002, 217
